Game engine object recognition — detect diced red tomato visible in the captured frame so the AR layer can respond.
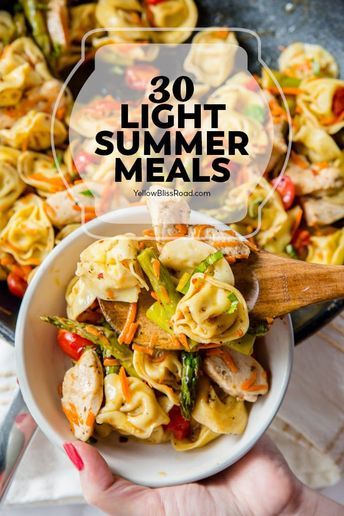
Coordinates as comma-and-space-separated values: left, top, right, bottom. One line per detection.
292, 229, 311, 251
332, 87, 344, 117
145, 0, 166, 4
73, 151, 99, 174
7, 272, 27, 298
272, 175, 295, 209
125, 64, 160, 91
244, 76, 259, 92
57, 330, 93, 361
165, 406, 191, 440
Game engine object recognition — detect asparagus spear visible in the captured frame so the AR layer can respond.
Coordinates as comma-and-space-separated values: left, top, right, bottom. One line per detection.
180, 351, 201, 420
41, 315, 137, 377
20, 0, 52, 56
138, 248, 181, 320
146, 301, 173, 334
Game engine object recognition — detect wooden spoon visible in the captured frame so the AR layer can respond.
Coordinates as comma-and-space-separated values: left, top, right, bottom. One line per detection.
99, 251, 344, 347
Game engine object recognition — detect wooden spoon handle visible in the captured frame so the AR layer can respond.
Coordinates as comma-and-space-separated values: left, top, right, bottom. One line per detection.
251, 253, 344, 319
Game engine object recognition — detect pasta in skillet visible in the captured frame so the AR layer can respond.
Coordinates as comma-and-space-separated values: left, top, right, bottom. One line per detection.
0, 146, 25, 211
184, 29, 238, 87
0, 193, 54, 266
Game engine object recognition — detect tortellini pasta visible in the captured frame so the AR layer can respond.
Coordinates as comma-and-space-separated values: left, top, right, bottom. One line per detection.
159, 237, 234, 284
184, 29, 238, 87
133, 350, 182, 405
69, 4, 97, 44
74, 233, 147, 304
192, 377, 248, 434
293, 119, 342, 162
172, 422, 219, 451
172, 273, 249, 344
17, 151, 69, 195
306, 229, 344, 265
0, 111, 67, 150
297, 78, 344, 134
66, 276, 98, 321
0, 146, 25, 211
145, 0, 198, 44
96, 373, 169, 439
0, 193, 54, 266
278, 42, 338, 79
95, 0, 149, 41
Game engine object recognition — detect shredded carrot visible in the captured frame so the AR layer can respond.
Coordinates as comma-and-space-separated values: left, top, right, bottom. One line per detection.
150, 333, 158, 347
150, 291, 159, 301
85, 412, 95, 427
245, 384, 268, 392
171, 336, 183, 349
314, 161, 329, 170
118, 303, 138, 344
194, 224, 211, 238
268, 86, 302, 96
221, 350, 238, 373
103, 358, 120, 367
199, 342, 223, 349
119, 366, 131, 402
178, 333, 190, 351
133, 344, 154, 355
291, 207, 303, 236
152, 258, 161, 279
29, 173, 65, 187
213, 240, 240, 248
85, 325, 110, 348
160, 286, 170, 303
62, 403, 79, 426
241, 371, 258, 390
319, 111, 344, 126
126, 322, 139, 344
138, 241, 146, 250
290, 151, 309, 169
173, 224, 188, 237
143, 228, 155, 237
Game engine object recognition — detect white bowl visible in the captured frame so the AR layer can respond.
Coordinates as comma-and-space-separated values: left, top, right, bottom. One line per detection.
16, 206, 293, 487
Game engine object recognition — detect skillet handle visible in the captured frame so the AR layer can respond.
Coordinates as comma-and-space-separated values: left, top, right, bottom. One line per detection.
0, 389, 36, 503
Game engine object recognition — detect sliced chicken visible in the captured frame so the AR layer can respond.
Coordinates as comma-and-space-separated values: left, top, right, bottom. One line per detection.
301, 190, 344, 226
286, 163, 343, 196
146, 186, 251, 261
204, 348, 268, 402
62, 349, 104, 441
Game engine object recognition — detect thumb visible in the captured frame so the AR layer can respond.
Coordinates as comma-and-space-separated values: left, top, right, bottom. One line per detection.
63, 441, 162, 515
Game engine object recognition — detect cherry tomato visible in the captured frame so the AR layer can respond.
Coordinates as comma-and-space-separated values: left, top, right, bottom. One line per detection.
165, 406, 191, 440
57, 330, 93, 361
272, 175, 295, 210
292, 229, 311, 251
244, 76, 259, 92
145, 0, 166, 4
7, 272, 27, 298
125, 65, 160, 91
73, 151, 99, 174
332, 87, 344, 117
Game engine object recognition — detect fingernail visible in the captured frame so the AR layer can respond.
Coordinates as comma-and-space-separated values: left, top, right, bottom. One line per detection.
63, 442, 84, 471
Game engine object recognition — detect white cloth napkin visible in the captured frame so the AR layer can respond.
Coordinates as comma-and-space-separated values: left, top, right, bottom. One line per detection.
2, 314, 344, 506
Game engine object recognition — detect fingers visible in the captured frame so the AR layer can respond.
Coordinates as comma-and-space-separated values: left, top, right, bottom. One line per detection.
64, 441, 163, 515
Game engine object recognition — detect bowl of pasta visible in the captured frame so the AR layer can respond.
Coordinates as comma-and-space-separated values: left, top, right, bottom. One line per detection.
16, 205, 293, 486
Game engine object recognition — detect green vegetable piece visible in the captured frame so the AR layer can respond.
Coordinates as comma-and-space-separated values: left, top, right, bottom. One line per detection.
227, 333, 256, 356
180, 351, 201, 420
248, 319, 270, 336
80, 189, 94, 198
244, 104, 265, 124
261, 68, 301, 89
285, 244, 298, 259
138, 248, 181, 319
176, 272, 191, 294
20, 0, 51, 56
41, 315, 137, 377
146, 301, 173, 334
180, 250, 224, 294
227, 292, 239, 314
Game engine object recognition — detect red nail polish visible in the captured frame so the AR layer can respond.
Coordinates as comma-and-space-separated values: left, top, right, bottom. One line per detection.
63, 443, 84, 471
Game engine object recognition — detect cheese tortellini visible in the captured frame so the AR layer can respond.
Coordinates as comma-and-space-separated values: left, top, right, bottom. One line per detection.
184, 29, 238, 87
0, 193, 54, 266
278, 42, 338, 79
96, 373, 169, 439
172, 273, 249, 344
17, 151, 69, 195
306, 229, 344, 265
159, 237, 234, 284
0, 111, 67, 150
133, 350, 182, 405
192, 377, 248, 434
293, 119, 342, 163
0, 146, 25, 211
297, 78, 344, 134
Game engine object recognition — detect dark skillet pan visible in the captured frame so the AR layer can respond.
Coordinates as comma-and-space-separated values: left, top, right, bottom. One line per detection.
0, 0, 343, 344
